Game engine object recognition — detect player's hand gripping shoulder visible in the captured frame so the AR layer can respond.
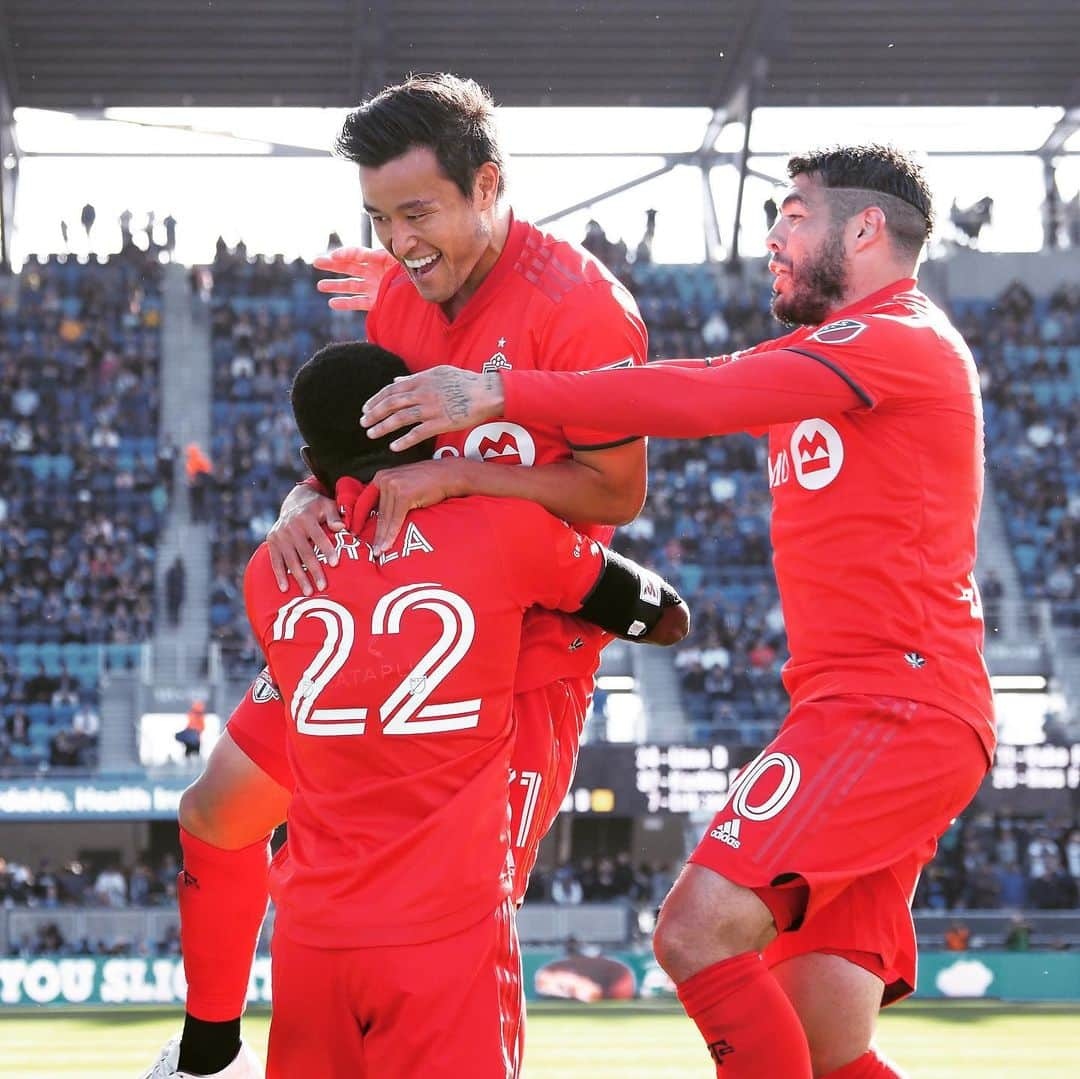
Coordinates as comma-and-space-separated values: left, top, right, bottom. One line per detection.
361, 366, 505, 450
265, 483, 346, 595
313, 245, 395, 311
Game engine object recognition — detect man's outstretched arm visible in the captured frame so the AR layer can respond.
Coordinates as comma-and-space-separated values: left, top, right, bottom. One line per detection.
361, 350, 866, 450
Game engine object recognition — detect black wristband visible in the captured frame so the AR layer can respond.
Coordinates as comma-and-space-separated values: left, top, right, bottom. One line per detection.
576, 547, 683, 639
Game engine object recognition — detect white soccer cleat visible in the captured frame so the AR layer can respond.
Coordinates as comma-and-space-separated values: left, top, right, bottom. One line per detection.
140, 1036, 263, 1079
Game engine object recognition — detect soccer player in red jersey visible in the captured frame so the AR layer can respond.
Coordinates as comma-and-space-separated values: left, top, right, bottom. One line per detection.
362, 145, 994, 1079
243, 341, 684, 1079
145, 76, 649, 1078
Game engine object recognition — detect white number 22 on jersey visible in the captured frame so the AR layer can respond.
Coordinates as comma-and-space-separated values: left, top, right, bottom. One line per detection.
271, 583, 480, 737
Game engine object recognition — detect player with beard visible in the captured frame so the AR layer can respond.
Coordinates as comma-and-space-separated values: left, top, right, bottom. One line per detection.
361, 145, 993, 1079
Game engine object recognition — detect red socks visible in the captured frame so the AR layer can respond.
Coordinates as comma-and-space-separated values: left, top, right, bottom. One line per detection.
178, 827, 271, 1021
823, 1050, 907, 1078
677, 952, 813, 1076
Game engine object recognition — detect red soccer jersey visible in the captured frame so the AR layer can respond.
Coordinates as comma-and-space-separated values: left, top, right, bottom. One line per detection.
365, 212, 648, 691
501, 279, 995, 758
244, 478, 604, 948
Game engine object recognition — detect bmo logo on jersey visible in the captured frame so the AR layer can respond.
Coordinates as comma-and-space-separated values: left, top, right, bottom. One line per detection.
790, 418, 844, 490
435, 421, 537, 467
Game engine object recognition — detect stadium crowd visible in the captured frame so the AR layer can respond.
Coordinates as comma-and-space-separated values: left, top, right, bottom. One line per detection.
6, 805, 1080, 958
955, 281, 1080, 626
204, 246, 340, 677
0, 248, 165, 769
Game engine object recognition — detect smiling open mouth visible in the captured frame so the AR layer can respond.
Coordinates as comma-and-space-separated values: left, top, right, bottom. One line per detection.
404, 253, 441, 278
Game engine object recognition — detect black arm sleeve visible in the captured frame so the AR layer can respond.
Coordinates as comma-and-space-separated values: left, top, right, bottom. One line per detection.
575, 547, 684, 639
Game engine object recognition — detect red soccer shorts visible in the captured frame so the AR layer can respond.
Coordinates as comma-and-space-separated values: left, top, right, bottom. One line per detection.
688, 694, 989, 1004
507, 676, 591, 900
266, 899, 523, 1079
228, 670, 591, 901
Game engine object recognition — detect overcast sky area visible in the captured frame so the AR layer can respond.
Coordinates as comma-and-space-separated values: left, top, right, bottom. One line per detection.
12, 105, 1080, 266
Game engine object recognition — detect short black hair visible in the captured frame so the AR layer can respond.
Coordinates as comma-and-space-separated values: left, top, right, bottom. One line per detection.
336, 73, 506, 199
787, 144, 934, 257
290, 342, 434, 484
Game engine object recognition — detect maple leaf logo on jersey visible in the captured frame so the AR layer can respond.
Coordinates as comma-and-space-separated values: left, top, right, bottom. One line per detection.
796, 431, 832, 474
809, 318, 867, 345
904, 651, 927, 669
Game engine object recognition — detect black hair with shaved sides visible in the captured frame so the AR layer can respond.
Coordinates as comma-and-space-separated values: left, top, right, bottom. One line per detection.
788, 145, 934, 258
291, 342, 435, 486
336, 73, 506, 199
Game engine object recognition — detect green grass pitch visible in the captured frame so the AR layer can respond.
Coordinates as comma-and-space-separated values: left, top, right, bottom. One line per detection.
0, 1001, 1077, 1077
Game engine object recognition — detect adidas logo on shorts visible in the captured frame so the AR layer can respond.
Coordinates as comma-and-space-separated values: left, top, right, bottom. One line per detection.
709, 818, 742, 849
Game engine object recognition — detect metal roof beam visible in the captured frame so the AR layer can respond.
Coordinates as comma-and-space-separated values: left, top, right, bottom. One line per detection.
1039, 83, 1080, 159
535, 161, 677, 228
0, 0, 21, 270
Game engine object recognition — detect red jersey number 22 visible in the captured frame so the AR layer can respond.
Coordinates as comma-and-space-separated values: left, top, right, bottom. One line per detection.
271, 583, 481, 737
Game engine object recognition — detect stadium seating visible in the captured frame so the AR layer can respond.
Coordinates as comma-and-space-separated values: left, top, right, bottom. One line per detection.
205, 248, 344, 678
953, 283, 1079, 627
0, 251, 165, 769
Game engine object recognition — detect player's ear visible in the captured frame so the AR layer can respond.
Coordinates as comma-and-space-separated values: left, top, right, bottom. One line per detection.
472, 162, 501, 211
853, 205, 887, 250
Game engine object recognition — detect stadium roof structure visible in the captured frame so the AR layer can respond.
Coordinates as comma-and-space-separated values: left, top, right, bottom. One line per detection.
1, 0, 1078, 266
2, 0, 1079, 112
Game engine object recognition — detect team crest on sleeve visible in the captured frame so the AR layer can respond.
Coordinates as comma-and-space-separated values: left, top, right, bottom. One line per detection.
251, 667, 281, 703
809, 318, 867, 345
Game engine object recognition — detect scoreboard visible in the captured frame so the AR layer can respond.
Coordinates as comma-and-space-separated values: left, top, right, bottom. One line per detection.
566, 743, 761, 816
563, 741, 1080, 817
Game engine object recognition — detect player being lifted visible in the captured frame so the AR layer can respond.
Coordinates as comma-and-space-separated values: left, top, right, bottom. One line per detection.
247, 341, 686, 1078
142, 74, 650, 1078
361, 145, 994, 1079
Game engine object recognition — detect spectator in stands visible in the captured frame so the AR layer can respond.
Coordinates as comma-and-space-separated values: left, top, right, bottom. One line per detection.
157, 439, 177, 489
994, 860, 1028, 908
635, 208, 658, 265
58, 860, 90, 904
1027, 827, 1061, 878
185, 443, 214, 523
1005, 913, 1032, 951
1066, 829, 1080, 881
157, 923, 182, 956
25, 662, 57, 704
165, 555, 186, 626
551, 863, 584, 905
163, 214, 177, 258
129, 862, 155, 907
980, 568, 1005, 632
93, 863, 127, 908
175, 700, 206, 758
1029, 856, 1079, 910
120, 208, 134, 248
71, 701, 101, 763
49, 727, 82, 767
80, 202, 96, 245
944, 921, 970, 951
34, 921, 66, 955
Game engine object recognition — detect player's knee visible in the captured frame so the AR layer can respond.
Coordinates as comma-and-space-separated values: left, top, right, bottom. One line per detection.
653, 868, 774, 983
178, 776, 249, 847
178, 781, 217, 841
